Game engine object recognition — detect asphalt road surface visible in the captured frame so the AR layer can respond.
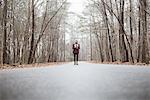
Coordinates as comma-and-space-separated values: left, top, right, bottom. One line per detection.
0, 62, 150, 100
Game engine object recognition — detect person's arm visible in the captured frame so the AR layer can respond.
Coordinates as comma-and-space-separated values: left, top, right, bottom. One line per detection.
78, 44, 80, 49
72, 44, 74, 49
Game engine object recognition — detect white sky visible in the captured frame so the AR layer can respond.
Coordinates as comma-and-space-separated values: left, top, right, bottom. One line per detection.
65, 0, 87, 42
68, 0, 86, 14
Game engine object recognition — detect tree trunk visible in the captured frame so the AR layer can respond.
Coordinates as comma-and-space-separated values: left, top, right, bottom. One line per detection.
119, 0, 129, 62
129, 0, 133, 45
3, 0, 8, 64
140, 0, 149, 64
137, 5, 141, 62
28, 0, 35, 64
102, 0, 114, 62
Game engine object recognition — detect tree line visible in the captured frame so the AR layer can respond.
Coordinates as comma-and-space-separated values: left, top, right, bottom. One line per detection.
81, 0, 150, 64
1, 0, 150, 65
0, 0, 68, 65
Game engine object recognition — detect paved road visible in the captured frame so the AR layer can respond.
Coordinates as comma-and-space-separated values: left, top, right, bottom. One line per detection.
0, 62, 150, 100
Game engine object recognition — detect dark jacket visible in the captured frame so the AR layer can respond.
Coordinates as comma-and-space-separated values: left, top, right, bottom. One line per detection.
72, 43, 80, 54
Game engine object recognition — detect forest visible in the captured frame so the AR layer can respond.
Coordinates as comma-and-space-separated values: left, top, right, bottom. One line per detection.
0, 0, 150, 66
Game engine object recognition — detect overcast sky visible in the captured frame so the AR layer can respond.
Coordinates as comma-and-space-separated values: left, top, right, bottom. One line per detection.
68, 0, 86, 14
65, 0, 87, 42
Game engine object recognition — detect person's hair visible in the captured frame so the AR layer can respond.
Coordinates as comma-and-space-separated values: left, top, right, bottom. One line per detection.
75, 40, 78, 43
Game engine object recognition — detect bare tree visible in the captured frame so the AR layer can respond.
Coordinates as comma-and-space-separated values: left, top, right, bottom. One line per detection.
3, 0, 7, 64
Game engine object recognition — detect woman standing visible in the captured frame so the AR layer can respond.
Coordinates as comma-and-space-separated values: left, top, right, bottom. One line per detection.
72, 41, 80, 65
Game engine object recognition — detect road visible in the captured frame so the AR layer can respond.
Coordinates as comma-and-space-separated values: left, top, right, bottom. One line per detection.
0, 62, 150, 100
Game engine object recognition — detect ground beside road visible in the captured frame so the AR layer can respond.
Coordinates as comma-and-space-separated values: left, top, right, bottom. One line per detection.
0, 62, 66, 70
1, 61, 149, 70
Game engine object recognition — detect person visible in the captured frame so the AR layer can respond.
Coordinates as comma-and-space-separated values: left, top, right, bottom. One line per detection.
72, 41, 80, 65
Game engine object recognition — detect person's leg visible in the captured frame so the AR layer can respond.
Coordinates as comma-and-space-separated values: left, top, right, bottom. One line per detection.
74, 54, 77, 65
77, 54, 78, 65
75, 54, 78, 65
74, 54, 76, 65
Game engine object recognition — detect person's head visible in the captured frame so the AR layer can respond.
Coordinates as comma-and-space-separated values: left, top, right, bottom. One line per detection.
75, 40, 78, 44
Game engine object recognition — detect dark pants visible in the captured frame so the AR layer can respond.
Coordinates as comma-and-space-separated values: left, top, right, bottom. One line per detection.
74, 53, 79, 65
